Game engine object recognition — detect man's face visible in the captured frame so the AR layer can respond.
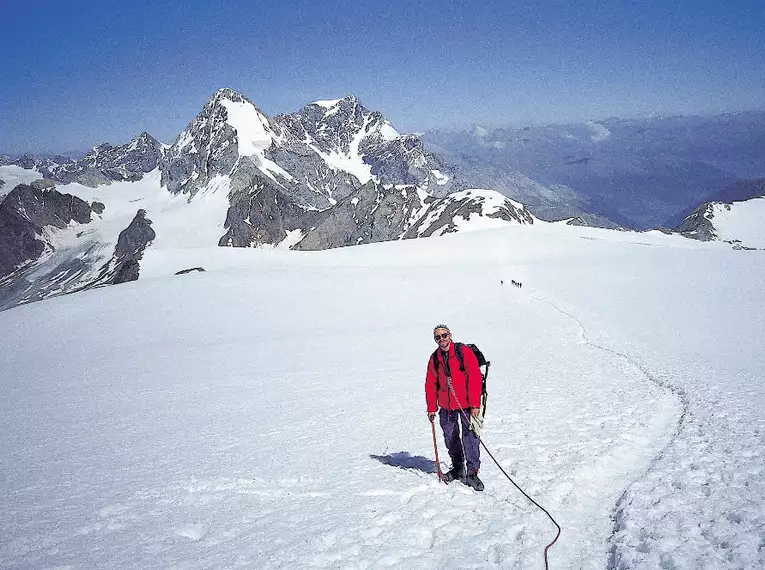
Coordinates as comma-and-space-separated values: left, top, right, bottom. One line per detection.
434, 328, 451, 350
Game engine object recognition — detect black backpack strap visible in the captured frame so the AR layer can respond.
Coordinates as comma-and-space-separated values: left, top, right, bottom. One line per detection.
431, 349, 441, 392
454, 342, 466, 372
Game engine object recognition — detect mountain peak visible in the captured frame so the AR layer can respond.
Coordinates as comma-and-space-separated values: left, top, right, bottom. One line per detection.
126, 132, 162, 153
310, 95, 359, 108
161, 88, 282, 196
305, 95, 368, 117
90, 142, 113, 154
211, 87, 247, 102
204, 88, 271, 124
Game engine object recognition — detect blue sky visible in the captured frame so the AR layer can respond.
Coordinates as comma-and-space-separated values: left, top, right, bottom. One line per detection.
1, 0, 764, 154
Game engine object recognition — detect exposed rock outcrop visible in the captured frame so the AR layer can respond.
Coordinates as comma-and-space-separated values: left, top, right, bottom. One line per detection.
0, 182, 95, 278
111, 209, 156, 284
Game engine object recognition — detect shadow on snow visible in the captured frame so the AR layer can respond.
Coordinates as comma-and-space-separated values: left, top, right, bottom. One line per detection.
370, 451, 437, 474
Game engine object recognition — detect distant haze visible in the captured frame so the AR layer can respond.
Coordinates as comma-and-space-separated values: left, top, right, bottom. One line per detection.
1, 0, 764, 154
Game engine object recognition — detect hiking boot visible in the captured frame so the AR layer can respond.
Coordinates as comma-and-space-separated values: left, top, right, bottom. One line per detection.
463, 471, 484, 492
442, 465, 465, 483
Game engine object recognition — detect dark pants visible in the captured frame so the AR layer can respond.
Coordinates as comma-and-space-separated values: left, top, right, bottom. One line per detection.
439, 408, 480, 473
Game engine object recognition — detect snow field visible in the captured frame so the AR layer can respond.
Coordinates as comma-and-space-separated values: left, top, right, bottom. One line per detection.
0, 240, 673, 568
709, 198, 765, 249
1, 223, 762, 569
0, 165, 44, 198
518, 233, 765, 569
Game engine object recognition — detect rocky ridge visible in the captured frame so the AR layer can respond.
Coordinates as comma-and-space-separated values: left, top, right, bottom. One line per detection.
2, 133, 164, 187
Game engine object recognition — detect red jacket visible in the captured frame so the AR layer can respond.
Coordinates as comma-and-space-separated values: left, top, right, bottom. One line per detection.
425, 343, 482, 412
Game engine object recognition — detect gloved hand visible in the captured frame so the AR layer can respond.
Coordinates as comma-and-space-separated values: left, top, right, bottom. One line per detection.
428, 412, 436, 423
469, 412, 483, 437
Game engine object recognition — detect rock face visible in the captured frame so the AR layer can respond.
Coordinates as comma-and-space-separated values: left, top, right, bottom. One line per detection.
43, 133, 164, 185
407, 189, 535, 238
293, 182, 427, 251
5, 155, 39, 170
111, 209, 156, 284
161, 89, 245, 197
294, 185, 536, 250
0, 179, 159, 309
277, 97, 459, 196
676, 203, 717, 241
0, 182, 95, 278
218, 170, 319, 247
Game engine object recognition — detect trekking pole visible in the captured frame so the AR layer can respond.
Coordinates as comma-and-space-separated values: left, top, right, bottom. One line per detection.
430, 419, 444, 482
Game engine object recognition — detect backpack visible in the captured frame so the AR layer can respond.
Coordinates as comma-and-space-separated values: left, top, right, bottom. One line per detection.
431, 343, 490, 419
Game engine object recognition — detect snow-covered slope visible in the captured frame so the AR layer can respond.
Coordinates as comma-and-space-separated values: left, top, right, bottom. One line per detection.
709, 197, 765, 248
0, 165, 43, 198
1, 224, 762, 569
404, 188, 535, 238
0, 171, 231, 309
678, 197, 765, 249
0, 168, 532, 309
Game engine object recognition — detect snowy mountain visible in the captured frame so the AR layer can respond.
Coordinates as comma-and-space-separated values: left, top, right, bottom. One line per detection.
0, 180, 95, 279
161, 89, 467, 249
293, 186, 535, 250
44, 132, 165, 185
162, 89, 459, 203
425, 141, 620, 228
0, 88, 534, 310
1, 133, 164, 187
277, 96, 460, 197
426, 111, 765, 229
676, 180, 765, 249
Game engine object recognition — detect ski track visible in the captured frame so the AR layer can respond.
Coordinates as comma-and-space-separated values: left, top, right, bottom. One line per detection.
525, 248, 765, 570
530, 295, 692, 569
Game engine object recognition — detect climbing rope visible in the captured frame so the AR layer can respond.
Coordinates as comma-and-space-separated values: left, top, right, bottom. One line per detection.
445, 376, 562, 570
